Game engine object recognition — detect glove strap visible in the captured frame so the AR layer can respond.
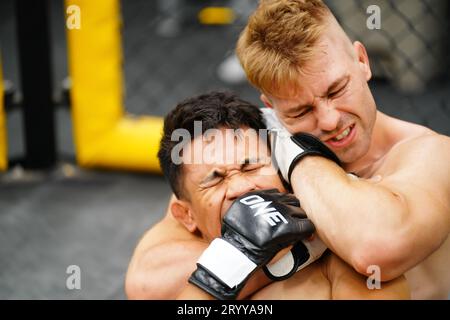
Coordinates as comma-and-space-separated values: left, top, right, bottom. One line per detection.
189, 265, 243, 300
263, 237, 327, 281
288, 133, 341, 183
263, 241, 309, 281
196, 238, 257, 289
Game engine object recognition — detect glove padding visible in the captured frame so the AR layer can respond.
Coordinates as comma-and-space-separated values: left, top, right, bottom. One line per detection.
189, 189, 315, 300
263, 236, 327, 281
262, 108, 340, 183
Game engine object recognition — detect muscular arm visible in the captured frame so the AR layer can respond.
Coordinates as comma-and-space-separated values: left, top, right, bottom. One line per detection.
290, 135, 450, 280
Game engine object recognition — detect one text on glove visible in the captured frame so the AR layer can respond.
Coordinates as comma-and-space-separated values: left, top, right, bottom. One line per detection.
240, 195, 289, 226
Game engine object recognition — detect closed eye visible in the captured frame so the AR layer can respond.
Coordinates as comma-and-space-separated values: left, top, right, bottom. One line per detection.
291, 106, 313, 119
329, 81, 348, 99
329, 88, 344, 98
243, 163, 265, 172
200, 170, 225, 189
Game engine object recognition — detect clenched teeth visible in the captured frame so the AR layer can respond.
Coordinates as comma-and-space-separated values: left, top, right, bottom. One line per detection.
333, 127, 351, 141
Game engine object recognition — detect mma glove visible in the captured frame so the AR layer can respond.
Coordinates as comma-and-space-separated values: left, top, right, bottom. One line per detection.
262, 108, 341, 183
188, 189, 315, 300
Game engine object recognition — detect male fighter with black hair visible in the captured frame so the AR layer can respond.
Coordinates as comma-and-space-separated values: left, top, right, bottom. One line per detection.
127, 91, 409, 299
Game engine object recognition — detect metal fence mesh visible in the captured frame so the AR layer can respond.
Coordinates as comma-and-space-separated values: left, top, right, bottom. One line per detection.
121, 0, 449, 124
327, 0, 449, 92
121, 1, 261, 117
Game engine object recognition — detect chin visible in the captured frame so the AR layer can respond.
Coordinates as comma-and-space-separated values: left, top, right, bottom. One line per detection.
338, 142, 370, 165
337, 154, 356, 166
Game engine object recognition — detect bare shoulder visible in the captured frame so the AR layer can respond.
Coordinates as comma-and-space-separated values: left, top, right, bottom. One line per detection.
380, 132, 450, 180
395, 132, 450, 156
376, 114, 449, 170
126, 195, 204, 299
132, 195, 199, 257
377, 132, 450, 237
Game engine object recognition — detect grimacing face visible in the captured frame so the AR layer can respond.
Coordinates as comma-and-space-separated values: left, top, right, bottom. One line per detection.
173, 127, 286, 241
262, 19, 377, 165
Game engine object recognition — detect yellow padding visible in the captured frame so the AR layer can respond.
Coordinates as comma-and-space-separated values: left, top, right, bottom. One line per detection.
0, 56, 7, 171
66, 0, 162, 173
80, 116, 163, 171
198, 7, 235, 25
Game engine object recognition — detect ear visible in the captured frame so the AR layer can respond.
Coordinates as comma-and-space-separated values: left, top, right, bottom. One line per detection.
171, 200, 197, 233
353, 41, 372, 81
260, 94, 273, 109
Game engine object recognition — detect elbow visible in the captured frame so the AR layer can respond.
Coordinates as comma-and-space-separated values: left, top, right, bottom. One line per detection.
352, 195, 413, 281
351, 235, 411, 282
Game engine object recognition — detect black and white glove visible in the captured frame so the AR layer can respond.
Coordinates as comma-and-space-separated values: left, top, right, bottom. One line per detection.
263, 236, 327, 281
188, 189, 315, 300
262, 108, 341, 183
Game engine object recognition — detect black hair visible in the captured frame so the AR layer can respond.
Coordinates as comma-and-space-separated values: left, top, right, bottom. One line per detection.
157, 91, 266, 199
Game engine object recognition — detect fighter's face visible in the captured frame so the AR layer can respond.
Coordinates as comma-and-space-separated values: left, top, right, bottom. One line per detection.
264, 30, 377, 165
181, 127, 286, 241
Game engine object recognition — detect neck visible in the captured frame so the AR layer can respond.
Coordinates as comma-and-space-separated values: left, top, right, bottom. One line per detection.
344, 111, 393, 177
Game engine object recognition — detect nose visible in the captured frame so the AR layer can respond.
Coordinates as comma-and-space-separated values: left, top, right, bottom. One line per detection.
225, 174, 256, 201
314, 100, 340, 133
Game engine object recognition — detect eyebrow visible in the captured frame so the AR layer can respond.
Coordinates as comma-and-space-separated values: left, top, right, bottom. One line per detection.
285, 74, 350, 114
241, 157, 260, 166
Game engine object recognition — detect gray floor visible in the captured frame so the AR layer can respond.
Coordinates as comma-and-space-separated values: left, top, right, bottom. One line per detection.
0, 0, 449, 299
0, 168, 170, 299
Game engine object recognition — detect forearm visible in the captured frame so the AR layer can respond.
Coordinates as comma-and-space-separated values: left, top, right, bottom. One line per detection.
291, 157, 410, 278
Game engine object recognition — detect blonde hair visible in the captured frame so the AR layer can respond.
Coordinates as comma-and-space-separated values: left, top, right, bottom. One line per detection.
236, 0, 331, 98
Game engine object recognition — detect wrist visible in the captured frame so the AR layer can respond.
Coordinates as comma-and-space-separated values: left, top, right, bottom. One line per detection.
285, 133, 341, 183
189, 265, 244, 300
189, 238, 258, 300
291, 155, 324, 183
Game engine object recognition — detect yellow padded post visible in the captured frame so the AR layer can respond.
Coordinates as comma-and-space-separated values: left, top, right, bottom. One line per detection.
66, 0, 162, 172
198, 7, 235, 25
0, 56, 7, 171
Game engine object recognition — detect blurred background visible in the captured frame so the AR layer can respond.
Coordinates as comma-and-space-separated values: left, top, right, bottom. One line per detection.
0, 0, 449, 299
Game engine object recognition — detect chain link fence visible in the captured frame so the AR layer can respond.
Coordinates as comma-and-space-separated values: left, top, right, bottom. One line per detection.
1, 0, 449, 143
121, 0, 449, 136
327, 0, 449, 92
121, 0, 261, 117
